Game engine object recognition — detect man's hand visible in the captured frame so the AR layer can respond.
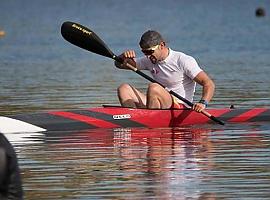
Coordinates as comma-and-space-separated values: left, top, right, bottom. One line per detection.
115, 50, 136, 69
192, 102, 206, 113
123, 50, 136, 58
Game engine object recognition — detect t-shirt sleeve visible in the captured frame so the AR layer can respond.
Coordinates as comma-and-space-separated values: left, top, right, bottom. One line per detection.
181, 56, 203, 79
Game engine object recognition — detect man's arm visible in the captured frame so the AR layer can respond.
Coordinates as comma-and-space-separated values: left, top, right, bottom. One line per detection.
193, 71, 215, 112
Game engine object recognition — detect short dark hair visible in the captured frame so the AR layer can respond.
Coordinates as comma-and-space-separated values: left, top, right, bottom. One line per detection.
139, 30, 164, 49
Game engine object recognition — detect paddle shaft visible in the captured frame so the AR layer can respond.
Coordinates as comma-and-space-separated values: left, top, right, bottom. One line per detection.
61, 21, 225, 125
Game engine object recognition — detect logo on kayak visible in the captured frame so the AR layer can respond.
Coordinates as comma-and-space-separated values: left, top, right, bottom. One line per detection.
113, 114, 131, 120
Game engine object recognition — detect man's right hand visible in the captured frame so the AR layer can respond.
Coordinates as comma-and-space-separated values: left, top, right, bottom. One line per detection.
115, 50, 137, 69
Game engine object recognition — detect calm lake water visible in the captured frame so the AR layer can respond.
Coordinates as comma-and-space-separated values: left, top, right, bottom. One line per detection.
1, 0, 270, 199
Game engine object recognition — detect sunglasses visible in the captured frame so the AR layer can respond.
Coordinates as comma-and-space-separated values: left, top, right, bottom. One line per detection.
141, 45, 159, 55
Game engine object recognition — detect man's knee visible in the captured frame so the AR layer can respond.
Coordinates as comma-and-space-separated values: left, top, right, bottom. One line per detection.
148, 83, 163, 95
117, 83, 131, 93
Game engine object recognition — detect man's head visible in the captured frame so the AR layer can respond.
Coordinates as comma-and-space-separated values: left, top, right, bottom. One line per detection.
139, 30, 168, 64
139, 30, 164, 50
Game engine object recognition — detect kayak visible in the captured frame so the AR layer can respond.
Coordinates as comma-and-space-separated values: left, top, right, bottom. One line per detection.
1, 106, 270, 134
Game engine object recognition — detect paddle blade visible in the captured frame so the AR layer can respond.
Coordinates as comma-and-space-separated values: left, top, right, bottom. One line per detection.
61, 21, 115, 59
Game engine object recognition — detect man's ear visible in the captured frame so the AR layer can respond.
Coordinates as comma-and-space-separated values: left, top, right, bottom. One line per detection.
160, 42, 166, 48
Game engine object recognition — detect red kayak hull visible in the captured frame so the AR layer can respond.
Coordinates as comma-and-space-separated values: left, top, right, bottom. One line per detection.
1, 106, 269, 133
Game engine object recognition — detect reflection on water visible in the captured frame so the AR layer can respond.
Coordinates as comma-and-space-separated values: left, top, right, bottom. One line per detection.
7, 124, 270, 199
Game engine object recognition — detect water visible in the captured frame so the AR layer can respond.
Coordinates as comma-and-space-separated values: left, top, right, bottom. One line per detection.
1, 0, 270, 199
5, 124, 270, 199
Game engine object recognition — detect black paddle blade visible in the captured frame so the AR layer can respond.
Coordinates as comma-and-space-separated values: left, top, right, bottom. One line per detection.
61, 21, 115, 59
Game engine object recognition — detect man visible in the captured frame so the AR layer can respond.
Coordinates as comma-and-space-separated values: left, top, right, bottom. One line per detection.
115, 30, 215, 113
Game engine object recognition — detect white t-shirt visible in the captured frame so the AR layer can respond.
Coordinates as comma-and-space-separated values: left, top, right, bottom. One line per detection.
135, 49, 202, 103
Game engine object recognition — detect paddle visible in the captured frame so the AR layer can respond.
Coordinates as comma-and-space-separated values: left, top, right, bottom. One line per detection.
61, 21, 225, 125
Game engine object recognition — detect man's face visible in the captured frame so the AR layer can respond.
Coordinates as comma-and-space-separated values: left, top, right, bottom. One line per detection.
141, 44, 160, 64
